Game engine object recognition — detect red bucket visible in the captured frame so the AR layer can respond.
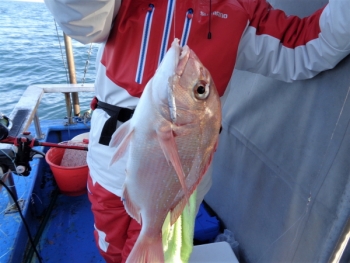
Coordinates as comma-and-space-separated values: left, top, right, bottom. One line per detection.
45, 142, 88, 196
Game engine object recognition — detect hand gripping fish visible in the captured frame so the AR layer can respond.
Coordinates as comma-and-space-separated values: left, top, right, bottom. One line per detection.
110, 39, 222, 263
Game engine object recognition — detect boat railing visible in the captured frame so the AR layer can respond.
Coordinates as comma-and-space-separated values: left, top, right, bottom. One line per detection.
8, 83, 94, 138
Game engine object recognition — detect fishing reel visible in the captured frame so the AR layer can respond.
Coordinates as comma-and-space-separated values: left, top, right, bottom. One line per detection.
0, 114, 11, 141
0, 113, 89, 177
0, 133, 44, 177
0, 114, 44, 176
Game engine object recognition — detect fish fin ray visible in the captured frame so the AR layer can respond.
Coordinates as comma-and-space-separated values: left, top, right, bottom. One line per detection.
109, 121, 134, 166
109, 120, 132, 147
126, 232, 164, 263
170, 197, 188, 225
187, 146, 216, 194
157, 128, 190, 202
122, 186, 141, 224
169, 150, 216, 225
195, 151, 214, 184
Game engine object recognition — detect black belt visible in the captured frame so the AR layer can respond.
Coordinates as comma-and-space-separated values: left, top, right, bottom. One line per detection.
97, 100, 134, 146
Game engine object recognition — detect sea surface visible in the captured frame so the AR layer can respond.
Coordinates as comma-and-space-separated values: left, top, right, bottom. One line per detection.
0, 0, 99, 120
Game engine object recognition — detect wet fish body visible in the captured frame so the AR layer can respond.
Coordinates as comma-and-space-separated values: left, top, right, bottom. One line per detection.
110, 39, 222, 263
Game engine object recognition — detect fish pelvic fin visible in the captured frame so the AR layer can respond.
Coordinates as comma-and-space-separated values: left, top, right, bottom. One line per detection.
126, 232, 164, 263
157, 127, 190, 202
109, 121, 134, 167
122, 186, 141, 224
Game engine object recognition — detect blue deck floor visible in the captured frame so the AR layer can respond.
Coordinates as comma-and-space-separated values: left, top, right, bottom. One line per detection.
0, 119, 104, 262
34, 194, 102, 263
30, 120, 102, 262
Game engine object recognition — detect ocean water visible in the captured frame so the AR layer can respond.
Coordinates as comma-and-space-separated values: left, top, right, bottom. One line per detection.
0, 0, 98, 120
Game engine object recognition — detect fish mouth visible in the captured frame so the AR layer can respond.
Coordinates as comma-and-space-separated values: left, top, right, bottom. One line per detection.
168, 39, 191, 75
166, 39, 191, 123
167, 40, 180, 123
175, 45, 191, 77
168, 42, 191, 122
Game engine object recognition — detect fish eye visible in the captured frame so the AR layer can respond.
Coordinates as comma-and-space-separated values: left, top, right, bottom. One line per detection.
194, 81, 210, 100
197, 86, 206, 94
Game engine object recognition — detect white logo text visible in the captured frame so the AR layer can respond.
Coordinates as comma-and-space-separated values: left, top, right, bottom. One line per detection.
200, 11, 228, 19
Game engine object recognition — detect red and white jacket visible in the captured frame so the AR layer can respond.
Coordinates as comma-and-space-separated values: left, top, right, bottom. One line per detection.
45, 0, 350, 196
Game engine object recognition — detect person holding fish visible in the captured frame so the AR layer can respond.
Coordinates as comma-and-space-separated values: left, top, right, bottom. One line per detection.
44, 0, 350, 262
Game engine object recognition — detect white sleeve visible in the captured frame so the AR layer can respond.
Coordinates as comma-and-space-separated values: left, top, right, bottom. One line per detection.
320, 0, 350, 52
235, 0, 350, 82
44, 0, 121, 44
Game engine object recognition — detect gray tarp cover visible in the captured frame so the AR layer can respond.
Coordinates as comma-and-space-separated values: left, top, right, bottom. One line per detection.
205, 0, 350, 262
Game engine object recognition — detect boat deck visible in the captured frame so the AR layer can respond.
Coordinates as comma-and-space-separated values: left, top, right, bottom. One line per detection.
0, 119, 99, 263
34, 193, 102, 262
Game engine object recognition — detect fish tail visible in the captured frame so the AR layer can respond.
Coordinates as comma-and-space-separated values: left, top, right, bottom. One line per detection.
126, 233, 164, 263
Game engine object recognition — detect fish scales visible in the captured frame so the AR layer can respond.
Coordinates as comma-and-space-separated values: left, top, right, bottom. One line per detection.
110, 39, 222, 263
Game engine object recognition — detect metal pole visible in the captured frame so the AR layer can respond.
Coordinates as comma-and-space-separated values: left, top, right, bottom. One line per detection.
64, 93, 73, 124
329, 218, 350, 263
63, 33, 81, 118
33, 113, 44, 139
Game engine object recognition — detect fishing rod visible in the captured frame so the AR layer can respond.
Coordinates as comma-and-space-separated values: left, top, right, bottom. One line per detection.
0, 136, 88, 151
0, 119, 88, 176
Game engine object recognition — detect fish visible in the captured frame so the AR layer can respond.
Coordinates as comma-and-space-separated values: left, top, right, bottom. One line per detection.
109, 38, 222, 263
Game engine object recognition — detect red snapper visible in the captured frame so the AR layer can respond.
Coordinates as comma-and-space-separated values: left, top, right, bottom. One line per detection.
110, 39, 222, 263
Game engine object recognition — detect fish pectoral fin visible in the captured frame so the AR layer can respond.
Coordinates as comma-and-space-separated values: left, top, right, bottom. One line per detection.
109, 121, 134, 166
109, 120, 132, 147
156, 127, 190, 201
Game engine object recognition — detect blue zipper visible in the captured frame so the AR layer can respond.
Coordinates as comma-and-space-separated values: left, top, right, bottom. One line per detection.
180, 8, 193, 47
158, 0, 175, 64
135, 4, 155, 84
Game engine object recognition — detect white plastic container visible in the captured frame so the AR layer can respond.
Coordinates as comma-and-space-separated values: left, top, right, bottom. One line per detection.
189, 241, 239, 263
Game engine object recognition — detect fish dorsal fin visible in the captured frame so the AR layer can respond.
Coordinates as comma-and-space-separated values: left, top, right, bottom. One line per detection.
109, 121, 134, 166
156, 126, 190, 202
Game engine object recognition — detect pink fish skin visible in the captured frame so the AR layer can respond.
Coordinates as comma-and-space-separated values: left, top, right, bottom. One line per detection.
110, 39, 222, 263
